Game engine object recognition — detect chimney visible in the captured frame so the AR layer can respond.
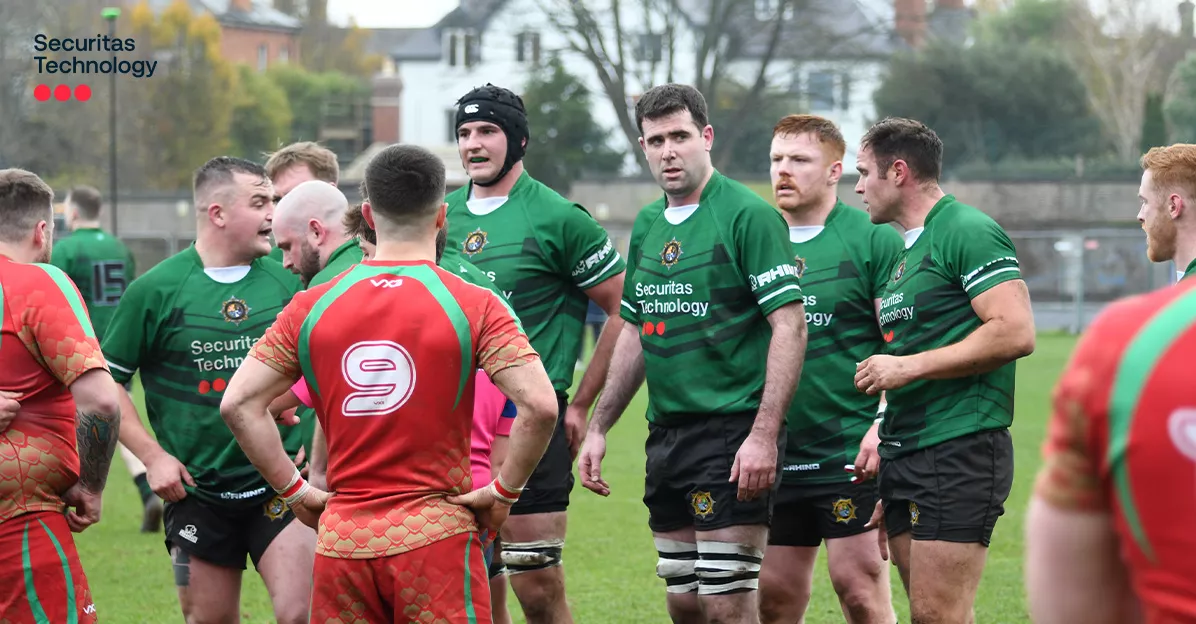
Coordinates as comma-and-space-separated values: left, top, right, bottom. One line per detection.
895, 0, 928, 49
231, 0, 252, 12
371, 74, 403, 144
1181, 1, 1195, 39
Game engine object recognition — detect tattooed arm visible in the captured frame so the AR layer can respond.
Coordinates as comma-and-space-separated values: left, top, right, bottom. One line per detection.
64, 369, 122, 532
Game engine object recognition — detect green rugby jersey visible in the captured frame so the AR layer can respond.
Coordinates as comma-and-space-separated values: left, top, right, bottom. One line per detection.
620, 171, 804, 425
101, 246, 304, 507
876, 195, 1023, 458
266, 246, 284, 263
440, 246, 512, 303
445, 171, 624, 391
782, 201, 904, 484
50, 227, 135, 341
1181, 258, 1196, 281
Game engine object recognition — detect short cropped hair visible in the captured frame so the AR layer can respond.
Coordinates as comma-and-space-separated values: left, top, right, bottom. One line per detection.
860, 117, 943, 182
342, 203, 375, 245
773, 114, 846, 163
635, 84, 710, 135
0, 169, 54, 243
67, 185, 103, 220
265, 141, 339, 183
363, 145, 446, 224
1141, 144, 1196, 200
193, 156, 268, 206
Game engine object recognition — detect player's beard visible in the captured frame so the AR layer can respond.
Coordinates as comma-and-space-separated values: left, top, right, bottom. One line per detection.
1145, 212, 1178, 263
298, 241, 322, 286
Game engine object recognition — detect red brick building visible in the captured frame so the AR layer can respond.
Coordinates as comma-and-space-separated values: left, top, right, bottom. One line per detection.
142, 0, 301, 70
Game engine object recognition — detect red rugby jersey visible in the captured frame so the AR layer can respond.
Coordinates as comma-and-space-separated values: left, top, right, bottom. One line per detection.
0, 256, 109, 523
249, 260, 537, 559
1037, 278, 1196, 622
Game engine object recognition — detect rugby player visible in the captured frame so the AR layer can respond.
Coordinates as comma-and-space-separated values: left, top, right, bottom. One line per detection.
102, 157, 312, 623
578, 83, 807, 624
759, 115, 900, 624
446, 83, 627, 623
49, 185, 162, 532
1135, 144, 1196, 282
264, 141, 340, 263
0, 168, 122, 623
851, 117, 1035, 623
1026, 275, 1196, 623
220, 143, 559, 622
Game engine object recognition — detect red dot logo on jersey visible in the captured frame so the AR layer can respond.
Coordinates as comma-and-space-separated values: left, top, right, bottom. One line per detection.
33, 84, 92, 102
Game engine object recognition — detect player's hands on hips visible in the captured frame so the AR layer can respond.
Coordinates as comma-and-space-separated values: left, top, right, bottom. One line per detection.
446, 486, 512, 538
61, 483, 102, 533
730, 431, 777, 502
291, 487, 332, 530
855, 355, 916, 395
563, 403, 589, 461
578, 432, 610, 496
849, 421, 882, 483
0, 390, 21, 432
863, 500, 889, 561
146, 451, 196, 502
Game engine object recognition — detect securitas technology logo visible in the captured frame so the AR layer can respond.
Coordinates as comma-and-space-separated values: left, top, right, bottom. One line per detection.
31, 32, 157, 101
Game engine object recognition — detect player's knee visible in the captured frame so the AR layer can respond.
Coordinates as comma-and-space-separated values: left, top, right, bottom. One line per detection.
758, 577, 805, 624
654, 537, 699, 595
694, 541, 764, 596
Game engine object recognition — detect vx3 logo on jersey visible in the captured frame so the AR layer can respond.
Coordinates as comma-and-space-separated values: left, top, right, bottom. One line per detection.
371, 278, 404, 288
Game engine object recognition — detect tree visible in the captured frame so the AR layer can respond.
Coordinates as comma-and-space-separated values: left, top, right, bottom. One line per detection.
264, 65, 369, 144
1140, 91, 1168, 153
520, 56, 625, 195
536, 0, 873, 173
1164, 51, 1196, 144
1065, 0, 1171, 161
874, 39, 1100, 170
127, 0, 236, 190
274, 0, 382, 77
229, 64, 294, 161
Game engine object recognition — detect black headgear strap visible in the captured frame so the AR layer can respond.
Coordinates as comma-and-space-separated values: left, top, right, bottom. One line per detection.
454, 84, 529, 187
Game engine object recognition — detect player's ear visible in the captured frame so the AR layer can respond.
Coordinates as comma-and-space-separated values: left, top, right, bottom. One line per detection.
361, 201, 376, 230
33, 219, 50, 249
207, 203, 226, 228
308, 218, 324, 244
703, 124, 714, 152
1169, 193, 1185, 219
828, 161, 843, 185
435, 202, 447, 229
891, 160, 909, 186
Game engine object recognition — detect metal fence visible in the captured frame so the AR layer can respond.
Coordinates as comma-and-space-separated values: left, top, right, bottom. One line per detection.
1011, 228, 1177, 333
115, 228, 1175, 335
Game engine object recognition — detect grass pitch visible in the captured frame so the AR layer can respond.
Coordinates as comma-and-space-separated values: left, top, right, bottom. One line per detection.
75, 333, 1078, 622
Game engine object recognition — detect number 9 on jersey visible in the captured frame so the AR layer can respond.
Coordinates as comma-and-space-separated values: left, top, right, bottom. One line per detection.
341, 341, 417, 417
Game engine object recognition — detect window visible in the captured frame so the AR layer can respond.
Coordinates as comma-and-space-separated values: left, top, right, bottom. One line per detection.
446, 31, 459, 66
464, 31, 482, 67
808, 70, 834, 111
257, 44, 268, 71
839, 72, 851, 111
447, 29, 482, 67
634, 33, 663, 63
516, 32, 541, 64
279, 45, 289, 64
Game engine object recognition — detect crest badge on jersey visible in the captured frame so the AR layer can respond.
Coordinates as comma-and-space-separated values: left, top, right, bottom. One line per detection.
660, 237, 683, 269
909, 501, 920, 526
892, 259, 906, 283
690, 491, 714, 518
794, 256, 807, 279
831, 497, 857, 524
263, 495, 287, 520
221, 297, 250, 326
463, 228, 488, 256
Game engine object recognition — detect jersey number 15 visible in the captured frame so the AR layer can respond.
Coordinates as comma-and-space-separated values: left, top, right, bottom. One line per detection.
341, 341, 417, 417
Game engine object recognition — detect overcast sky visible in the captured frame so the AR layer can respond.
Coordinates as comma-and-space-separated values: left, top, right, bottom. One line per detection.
326, 0, 459, 28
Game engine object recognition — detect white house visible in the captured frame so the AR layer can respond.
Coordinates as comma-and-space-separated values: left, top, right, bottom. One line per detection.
384, 0, 973, 175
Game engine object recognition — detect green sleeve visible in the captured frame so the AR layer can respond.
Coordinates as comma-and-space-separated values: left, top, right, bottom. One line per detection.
730, 204, 803, 316
619, 210, 653, 326
868, 225, 906, 299
939, 214, 1022, 299
557, 204, 626, 290
126, 246, 137, 279
99, 275, 156, 385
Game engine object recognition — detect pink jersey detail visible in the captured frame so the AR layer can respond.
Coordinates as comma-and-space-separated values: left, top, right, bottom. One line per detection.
292, 379, 313, 408
471, 370, 508, 490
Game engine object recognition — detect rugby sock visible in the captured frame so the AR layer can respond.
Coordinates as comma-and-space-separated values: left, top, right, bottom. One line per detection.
133, 473, 153, 505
